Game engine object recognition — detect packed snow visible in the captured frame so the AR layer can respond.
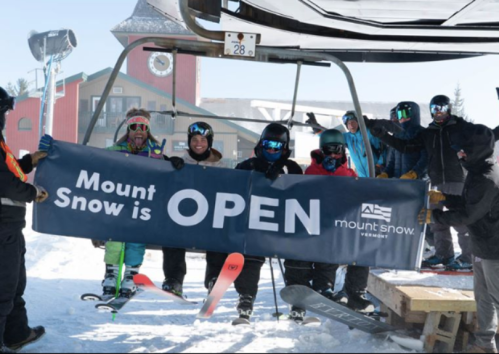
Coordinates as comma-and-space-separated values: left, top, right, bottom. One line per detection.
17, 204, 422, 353
374, 270, 473, 291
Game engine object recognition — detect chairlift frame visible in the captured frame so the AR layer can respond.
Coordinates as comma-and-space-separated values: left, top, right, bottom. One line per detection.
82, 37, 376, 177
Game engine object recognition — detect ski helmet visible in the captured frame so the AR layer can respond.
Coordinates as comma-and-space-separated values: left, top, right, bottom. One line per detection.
342, 111, 358, 125
256, 123, 290, 160
430, 95, 452, 124
390, 107, 397, 121
320, 129, 345, 148
188, 122, 214, 148
0, 87, 15, 131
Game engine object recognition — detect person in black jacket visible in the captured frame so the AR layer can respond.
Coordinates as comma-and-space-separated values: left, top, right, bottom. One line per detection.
419, 124, 499, 353
369, 95, 473, 271
0, 87, 49, 354
204, 123, 302, 324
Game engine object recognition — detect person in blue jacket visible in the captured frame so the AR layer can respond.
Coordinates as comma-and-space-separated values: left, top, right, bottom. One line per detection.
377, 102, 428, 180
342, 111, 384, 178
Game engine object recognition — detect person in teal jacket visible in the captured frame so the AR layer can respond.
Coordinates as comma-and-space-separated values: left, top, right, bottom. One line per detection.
342, 111, 384, 178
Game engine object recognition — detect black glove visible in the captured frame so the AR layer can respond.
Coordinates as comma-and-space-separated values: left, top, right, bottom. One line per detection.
306, 112, 318, 125
166, 156, 185, 170
266, 164, 282, 181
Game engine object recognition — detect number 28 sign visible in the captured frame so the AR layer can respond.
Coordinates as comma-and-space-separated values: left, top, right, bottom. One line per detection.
224, 32, 257, 58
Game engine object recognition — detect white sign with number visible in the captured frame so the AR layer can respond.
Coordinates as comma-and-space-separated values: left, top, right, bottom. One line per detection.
224, 32, 257, 58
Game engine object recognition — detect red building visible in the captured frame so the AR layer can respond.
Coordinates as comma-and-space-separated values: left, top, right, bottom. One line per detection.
5, 0, 258, 170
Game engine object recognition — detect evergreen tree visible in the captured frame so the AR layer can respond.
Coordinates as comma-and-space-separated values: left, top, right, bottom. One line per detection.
6, 78, 30, 97
452, 83, 473, 122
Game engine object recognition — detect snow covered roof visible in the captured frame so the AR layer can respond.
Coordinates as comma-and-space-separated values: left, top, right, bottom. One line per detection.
112, 0, 193, 47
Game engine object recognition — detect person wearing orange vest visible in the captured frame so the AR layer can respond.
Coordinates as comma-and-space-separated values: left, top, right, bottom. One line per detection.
0, 87, 49, 354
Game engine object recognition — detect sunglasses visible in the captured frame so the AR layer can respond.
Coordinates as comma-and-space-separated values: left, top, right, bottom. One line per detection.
397, 106, 412, 120
129, 123, 150, 132
322, 144, 345, 156
262, 140, 284, 151
189, 124, 211, 137
430, 104, 449, 115
342, 113, 357, 125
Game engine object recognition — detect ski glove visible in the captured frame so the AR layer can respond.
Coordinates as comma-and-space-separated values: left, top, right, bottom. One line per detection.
169, 157, 185, 170
400, 171, 418, 180
34, 186, 49, 203
31, 151, 48, 167
429, 191, 446, 205
266, 163, 283, 181
377, 172, 389, 179
38, 135, 53, 152
418, 208, 433, 225
306, 112, 323, 134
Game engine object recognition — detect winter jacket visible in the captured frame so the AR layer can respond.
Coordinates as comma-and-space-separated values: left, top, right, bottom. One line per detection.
374, 116, 472, 186
305, 150, 357, 177
107, 139, 164, 159
433, 125, 499, 260
343, 129, 384, 178
183, 149, 225, 168
0, 133, 37, 224
382, 103, 428, 179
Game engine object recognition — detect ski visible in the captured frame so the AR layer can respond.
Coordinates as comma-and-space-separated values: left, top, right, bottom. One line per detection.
81, 293, 114, 302
95, 291, 141, 314
197, 253, 245, 319
133, 274, 197, 306
421, 269, 473, 276
280, 285, 396, 334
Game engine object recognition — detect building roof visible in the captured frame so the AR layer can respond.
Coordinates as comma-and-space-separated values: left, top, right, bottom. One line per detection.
112, 0, 193, 47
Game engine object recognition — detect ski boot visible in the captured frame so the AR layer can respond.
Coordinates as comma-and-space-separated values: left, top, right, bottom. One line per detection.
102, 264, 119, 296
347, 291, 375, 314
162, 278, 183, 297
446, 257, 473, 272
422, 255, 455, 269
234, 294, 254, 325
120, 266, 140, 298
289, 306, 306, 322
318, 288, 349, 305
207, 277, 218, 295
5, 326, 46, 352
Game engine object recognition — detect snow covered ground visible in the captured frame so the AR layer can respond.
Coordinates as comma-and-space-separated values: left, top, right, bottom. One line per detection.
19, 204, 418, 353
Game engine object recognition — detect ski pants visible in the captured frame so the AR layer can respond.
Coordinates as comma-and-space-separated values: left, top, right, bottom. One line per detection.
162, 247, 187, 284
104, 242, 146, 267
205, 252, 264, 298
473, 257, 499, 351
0, 223, 31, 346
284, 260, 370, 294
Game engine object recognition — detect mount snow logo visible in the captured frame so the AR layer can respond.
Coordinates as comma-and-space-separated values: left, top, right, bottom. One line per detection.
361, 204, 392, 223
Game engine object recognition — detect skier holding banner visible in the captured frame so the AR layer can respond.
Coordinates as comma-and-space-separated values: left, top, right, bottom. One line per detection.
284, 129, 375, 322
0, 87, 49, 353
162, 122, 225, 297
101, 108, 184, 298
419, 124, 499, 354
204, 123, 302, 324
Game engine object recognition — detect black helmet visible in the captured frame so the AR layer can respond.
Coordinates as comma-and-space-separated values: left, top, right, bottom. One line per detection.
0, 87, 15, 132
188, 122, 214, 147
255, 123, 290, 159
430, 95, 451, 117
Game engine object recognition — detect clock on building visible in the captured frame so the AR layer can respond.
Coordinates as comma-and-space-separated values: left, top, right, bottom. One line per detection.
148, 52, 174, 77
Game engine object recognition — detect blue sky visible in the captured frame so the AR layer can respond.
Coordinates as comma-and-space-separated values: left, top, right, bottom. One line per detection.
2, 0, 499, 129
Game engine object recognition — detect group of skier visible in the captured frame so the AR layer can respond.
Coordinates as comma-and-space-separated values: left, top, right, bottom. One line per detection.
2, 80, 499, 352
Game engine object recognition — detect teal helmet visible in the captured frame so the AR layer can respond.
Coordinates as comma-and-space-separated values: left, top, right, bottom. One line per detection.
320, 129, 345, 148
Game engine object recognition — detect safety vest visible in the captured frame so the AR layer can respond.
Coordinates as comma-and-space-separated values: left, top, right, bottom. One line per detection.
0, 141, 27, 182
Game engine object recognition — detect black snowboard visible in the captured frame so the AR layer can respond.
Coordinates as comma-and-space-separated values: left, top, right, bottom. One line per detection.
280, 285, 395, 334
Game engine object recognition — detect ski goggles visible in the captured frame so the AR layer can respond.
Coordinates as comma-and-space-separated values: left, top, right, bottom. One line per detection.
262, 140, 284, 152
0, 96, 15, 111
396, 105, 413, 120
127, 116, 150, 132
342, 113, 357, 125
189, 123, 212, 137
430, 104, 449, 116
322, 144, 345, 156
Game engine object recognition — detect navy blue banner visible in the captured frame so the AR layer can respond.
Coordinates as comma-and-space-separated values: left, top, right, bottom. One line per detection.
34, 141, 428, 270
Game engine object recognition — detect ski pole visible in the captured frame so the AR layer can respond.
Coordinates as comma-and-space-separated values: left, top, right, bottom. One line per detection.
277, 258, 287, 286
113, 243, 126, 322
269, 258, 282, 321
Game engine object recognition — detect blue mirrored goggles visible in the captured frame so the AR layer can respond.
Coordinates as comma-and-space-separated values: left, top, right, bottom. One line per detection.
430, 104, 449, 116
342, 113, 357, 125
189, 123, 211, 137
262, 140, 284, 151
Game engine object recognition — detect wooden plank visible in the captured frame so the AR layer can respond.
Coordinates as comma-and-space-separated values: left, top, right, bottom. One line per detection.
368, 274, 408, 317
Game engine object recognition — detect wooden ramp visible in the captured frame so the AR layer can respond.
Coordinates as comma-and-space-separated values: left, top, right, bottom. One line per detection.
368, 271, 478, 353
